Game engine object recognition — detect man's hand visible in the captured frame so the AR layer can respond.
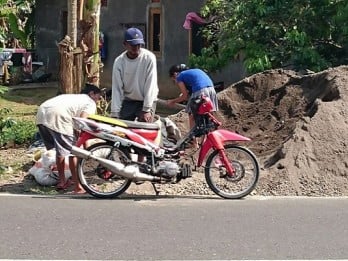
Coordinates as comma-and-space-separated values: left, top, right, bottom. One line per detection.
110, 112, 119, 118
138, 111, 153, 122
166, 99, 176, 108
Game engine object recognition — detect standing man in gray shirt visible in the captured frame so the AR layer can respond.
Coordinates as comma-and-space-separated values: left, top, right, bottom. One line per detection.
111, 27, 158, 122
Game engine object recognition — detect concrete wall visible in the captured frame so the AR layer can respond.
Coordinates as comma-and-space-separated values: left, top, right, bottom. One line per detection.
35, 0, 246, 98
35, 0, 67, 75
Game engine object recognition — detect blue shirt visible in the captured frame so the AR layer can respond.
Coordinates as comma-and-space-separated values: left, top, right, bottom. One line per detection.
176, 69, 213, 94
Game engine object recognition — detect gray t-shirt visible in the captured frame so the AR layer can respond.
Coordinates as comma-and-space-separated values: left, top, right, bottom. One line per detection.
111, 48, 158, 117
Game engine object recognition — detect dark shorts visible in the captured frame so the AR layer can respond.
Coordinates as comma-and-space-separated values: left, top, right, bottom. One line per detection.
120, 99, 157, 122
37, 124, 75, 157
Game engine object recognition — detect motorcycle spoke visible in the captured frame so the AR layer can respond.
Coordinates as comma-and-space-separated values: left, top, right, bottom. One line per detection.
78, 143, 131, 198
205, 144, 259, 199
82, 161, 127, 193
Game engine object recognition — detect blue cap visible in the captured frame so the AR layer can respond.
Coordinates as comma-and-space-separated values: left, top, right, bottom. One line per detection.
124, 27, 145, 45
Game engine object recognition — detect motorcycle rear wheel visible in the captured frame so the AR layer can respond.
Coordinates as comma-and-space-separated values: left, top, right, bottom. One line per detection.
205, 144, 259, 199
78, 143, 132, 198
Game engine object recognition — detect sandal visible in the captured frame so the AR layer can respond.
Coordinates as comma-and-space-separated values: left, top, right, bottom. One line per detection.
56, 178, 74, 191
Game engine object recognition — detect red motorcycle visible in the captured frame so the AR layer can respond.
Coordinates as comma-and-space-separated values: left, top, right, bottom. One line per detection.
71, 96, 260, 199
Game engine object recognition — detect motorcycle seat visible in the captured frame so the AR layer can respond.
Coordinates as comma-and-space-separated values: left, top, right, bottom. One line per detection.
88, 114, 160, 130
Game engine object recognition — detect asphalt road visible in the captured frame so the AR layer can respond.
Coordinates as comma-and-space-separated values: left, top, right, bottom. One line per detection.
1, 194, 348, 260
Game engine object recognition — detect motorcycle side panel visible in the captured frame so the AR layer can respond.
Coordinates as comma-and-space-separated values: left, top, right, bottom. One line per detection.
124, 130, 147, 145
131, 129, 160, 143
197, 129, 250, 166
74, 117, 161, 151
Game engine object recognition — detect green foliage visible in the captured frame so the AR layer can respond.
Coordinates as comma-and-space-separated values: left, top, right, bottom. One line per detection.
8, 13, 30, 48
0, 108, 16, 132
0, 107, 17, 146
0, 107, 36, 147
0, 120, 37, 147
0, 0, 35, 48
97, 98, 111, 116
0, 86, 8, 95
1, 120, 37, 146
190, 0, 348, 74
96, 89, 111, 116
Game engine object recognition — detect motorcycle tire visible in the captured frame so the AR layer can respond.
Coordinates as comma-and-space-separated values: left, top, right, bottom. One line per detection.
205, 144, 259, 199
78, 142, 132, 199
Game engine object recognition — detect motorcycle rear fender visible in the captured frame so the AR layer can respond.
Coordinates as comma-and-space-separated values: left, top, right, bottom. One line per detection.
197, 129, 250, 166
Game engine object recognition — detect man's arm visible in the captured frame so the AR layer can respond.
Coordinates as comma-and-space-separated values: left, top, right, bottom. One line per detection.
142, 52, 158, 112
110, 58, 124, 118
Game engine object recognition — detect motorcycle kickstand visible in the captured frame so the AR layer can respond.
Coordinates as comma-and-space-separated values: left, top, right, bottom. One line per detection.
151, 183, 160, 196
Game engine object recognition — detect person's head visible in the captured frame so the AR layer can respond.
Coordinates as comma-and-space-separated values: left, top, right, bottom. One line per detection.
123, 27, 145, 59
169, 64, 190, 80
81, 83, 102, 102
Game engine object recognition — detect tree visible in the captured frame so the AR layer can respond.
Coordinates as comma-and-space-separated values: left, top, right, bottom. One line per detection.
59, 0, 101, 94
189, 0, 348, 74
79, 0, 102, 86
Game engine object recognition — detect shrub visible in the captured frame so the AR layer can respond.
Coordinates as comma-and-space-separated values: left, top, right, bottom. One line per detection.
0, 108, 16, 130
0, 114, 37, 147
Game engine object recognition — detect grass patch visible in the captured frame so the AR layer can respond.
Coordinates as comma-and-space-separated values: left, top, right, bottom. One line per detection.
25, 185, 59, 195
0, 85, 58, 148
0, 85, 58, 121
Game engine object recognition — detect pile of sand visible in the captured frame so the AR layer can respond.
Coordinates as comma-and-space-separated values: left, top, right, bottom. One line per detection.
170, 66, 348, 196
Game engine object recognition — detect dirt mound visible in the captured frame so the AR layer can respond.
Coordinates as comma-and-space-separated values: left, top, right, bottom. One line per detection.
170, 65, 348, 196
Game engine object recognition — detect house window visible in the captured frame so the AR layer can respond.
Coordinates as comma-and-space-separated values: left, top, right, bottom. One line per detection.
149, 7, 162, 57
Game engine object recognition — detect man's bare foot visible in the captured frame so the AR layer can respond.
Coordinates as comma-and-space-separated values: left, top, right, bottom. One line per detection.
72, 184, 86, 194
66, 189, 86, 195
56, 179, 73, 190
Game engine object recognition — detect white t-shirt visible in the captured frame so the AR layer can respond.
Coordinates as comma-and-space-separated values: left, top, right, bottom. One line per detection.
36, 94, 96, 136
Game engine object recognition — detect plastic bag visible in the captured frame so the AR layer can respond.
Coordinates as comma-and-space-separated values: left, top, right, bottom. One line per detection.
28, 149, 71, 186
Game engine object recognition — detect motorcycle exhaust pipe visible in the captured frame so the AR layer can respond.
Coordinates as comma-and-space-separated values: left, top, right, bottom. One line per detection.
71, 146, 160, 181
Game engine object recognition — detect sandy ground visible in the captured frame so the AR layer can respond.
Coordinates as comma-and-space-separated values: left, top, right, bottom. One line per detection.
1, 66, 347, 196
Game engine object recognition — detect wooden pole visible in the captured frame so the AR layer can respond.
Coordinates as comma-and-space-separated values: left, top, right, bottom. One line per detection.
80, 0, 101, 87
58, 35, 74, 94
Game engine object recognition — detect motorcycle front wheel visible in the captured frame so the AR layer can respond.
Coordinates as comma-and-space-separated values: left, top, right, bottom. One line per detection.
205, 144, 259, 199
78, 143, 132, 198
